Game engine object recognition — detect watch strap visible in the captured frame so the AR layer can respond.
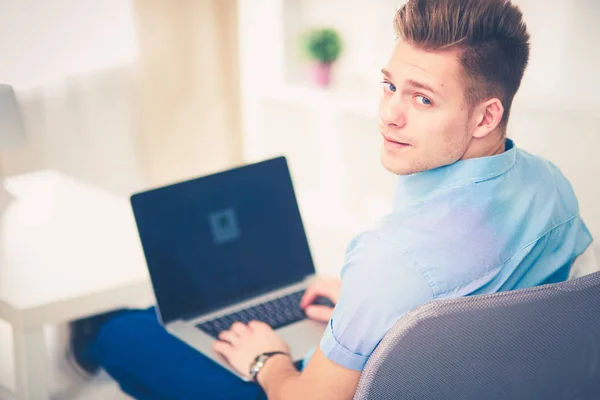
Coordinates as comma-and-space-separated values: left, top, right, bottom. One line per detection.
249, 351, 291, 382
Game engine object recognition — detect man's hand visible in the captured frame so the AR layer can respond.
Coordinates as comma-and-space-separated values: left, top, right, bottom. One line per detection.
300, 277, 342, 322
212, 321, 291, 379
212, 277, 341, 380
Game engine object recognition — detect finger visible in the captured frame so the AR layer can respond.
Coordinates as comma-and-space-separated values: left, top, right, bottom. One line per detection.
230, 322, 250, 335
248, 320, 270, 331
218, 330, 238, 344
300, 285, 326, 308
213, 340, 234, 360
300, 278, 340, 308
305, 305, 334, 322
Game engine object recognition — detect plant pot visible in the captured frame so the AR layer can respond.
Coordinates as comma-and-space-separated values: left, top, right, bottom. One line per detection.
310, 62, 333, 87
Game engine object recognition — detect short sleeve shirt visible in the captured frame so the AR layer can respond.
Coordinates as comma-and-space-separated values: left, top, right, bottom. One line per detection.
317, 139, 592, 371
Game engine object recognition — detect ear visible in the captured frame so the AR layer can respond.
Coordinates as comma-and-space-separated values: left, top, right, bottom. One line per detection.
471, 98, 504, 139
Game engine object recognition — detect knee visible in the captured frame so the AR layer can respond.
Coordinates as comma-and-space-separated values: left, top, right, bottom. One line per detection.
92, 309, 159, 363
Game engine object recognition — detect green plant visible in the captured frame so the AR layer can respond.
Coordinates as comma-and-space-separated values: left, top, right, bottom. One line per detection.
303, 28, 343, 64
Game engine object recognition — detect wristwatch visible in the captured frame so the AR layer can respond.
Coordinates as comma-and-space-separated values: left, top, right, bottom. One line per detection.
249, 351, 290, 382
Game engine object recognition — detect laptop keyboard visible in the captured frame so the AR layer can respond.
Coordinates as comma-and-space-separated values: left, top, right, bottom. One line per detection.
196, 290, 306, 339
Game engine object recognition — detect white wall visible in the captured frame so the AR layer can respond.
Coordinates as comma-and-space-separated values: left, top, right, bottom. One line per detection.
0, 0, 138, 90
0, 0, 145, 197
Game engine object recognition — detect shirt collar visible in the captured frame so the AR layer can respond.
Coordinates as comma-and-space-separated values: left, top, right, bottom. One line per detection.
394, 139, 517, 210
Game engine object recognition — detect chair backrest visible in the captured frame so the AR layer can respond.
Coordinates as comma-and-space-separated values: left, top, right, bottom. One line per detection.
354, 271, 600, 400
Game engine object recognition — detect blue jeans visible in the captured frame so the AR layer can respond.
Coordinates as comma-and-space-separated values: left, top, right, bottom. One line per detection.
88, 307, 267, 400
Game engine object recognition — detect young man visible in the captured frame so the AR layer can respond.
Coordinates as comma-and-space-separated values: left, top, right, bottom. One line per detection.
72, 0, 592, 398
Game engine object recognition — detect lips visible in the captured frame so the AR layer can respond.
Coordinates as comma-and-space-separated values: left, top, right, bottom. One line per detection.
382, 133, 410, 146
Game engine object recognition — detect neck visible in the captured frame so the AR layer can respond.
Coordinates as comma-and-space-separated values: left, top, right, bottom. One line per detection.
461, 131, 506, 161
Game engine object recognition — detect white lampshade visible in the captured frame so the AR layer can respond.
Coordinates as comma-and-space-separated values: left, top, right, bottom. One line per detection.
0, 84, 26, 148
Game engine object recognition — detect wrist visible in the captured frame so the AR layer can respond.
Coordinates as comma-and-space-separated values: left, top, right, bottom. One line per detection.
256, 353, 296, 388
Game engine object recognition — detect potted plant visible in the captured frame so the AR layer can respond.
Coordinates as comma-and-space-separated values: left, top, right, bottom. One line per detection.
302, 28, 343, 87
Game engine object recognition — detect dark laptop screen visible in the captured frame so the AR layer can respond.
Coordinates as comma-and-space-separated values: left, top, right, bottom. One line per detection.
130, 157, 315, 324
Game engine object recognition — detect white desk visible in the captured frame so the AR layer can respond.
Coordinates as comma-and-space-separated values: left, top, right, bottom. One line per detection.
0, 170, 154, 400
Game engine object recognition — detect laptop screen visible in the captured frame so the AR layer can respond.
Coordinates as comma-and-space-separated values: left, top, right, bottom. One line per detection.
131, 157, 315, 324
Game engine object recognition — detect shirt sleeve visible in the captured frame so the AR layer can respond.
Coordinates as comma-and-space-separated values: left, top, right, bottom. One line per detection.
319, 233, 434, 371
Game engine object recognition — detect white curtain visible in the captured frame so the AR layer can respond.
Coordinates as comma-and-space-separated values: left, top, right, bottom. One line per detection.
133, 0, 242, 187
0, 0, 242, 192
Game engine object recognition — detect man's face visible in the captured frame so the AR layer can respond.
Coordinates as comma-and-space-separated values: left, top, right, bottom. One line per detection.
379, 40, 474, 175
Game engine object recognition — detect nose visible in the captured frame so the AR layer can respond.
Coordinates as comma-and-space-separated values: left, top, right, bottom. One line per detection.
379, 93, 406, 129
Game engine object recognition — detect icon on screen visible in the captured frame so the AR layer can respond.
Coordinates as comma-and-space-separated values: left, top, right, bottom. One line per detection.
209, 208, 240, 244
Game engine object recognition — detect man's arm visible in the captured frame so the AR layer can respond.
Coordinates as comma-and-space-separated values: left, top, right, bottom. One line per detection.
214, 233, 434, 398
212, 317, 360, 400
258, 347, 361, 400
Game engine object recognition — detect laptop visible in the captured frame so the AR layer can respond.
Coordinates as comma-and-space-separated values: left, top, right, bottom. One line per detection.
130, 156, 327, 380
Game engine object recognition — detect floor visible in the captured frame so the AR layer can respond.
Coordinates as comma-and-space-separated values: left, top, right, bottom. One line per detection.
68, 373, 132, 400
0, 372, 130, 400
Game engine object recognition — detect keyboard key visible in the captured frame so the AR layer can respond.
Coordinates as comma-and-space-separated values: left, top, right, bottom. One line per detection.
197, 289, 307, 338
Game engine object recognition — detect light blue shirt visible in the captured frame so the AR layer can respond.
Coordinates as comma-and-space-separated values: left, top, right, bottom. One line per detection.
310, 139, 592, 371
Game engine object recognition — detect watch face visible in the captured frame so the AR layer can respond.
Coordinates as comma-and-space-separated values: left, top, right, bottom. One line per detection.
250, 355, 267, 379
250, 352, 289, 381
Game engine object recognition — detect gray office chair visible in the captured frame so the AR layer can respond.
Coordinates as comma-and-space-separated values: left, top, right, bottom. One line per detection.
354, 271, 600, 400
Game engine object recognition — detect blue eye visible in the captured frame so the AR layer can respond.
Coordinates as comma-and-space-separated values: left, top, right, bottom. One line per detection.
415, 95, 432, 105
381, 81, 396, 93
